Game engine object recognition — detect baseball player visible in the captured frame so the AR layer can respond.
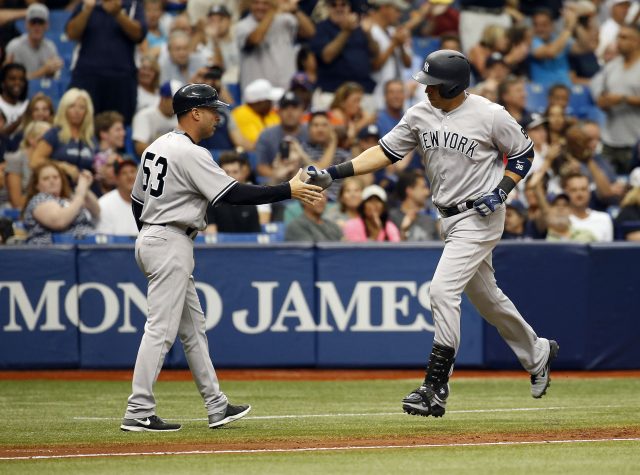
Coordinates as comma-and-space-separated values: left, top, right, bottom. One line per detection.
121, 84, 322, 432
307, 50, 559, 418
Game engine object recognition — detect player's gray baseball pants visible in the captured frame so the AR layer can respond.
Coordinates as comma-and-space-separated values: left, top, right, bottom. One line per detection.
125, 224, 228, 419
430, 205, 549, 375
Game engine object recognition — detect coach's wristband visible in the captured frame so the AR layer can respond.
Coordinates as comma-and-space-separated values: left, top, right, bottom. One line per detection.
327, 161, 355, 180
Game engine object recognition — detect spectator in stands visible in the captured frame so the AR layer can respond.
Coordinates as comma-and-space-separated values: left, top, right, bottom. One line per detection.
497, 76, 531, 127
542, 192, 596, 242
324, 176, 364, 230
368, 0, 412, 110
256, 91, 308, 181
301, 110, 350, 186
505, 24, 532, 78
0, 63, 28, 139
563, 171, 614, 241
22, 161, 99, 244
547, 83, 571, 111
4, 3, 63, 81
6, 91, 54, 152
285, 191, 343, 242
132, 80, 179, 157
95, 156, 137, 235
590, 23, 640, 174
597, 0, 632, 62
530, 7, 577, 88
159, 30, 207, 84
66, 0, 147, 125
32, 88, 95, 182
522, 174, 548, 239
569, 2, 600, 85
470, 52, 511, 103
389, 170, 438, 241
376, 79, 405, 138
136, 54, 161, 112
4, 120, 51, 209
236, 0, 315, 94
468, 25, 510, 80
343, 184, 401, 242
139, 0, 167, 59
206, 151, 271, 233
408, 0, 460, 39
289, 72, 315, 113
231, 78, 282, 147
457, 0, 512, 55
615, 167, 640, 241
545, 103, 573, 147
524, 113, 549, 174
93, 111, 126, 194
440, 33, 463, 52
295, 44, 318, 89
310, 0, 379, 113
203, 4, 239, 86
501, 200, 528, 240
329, 81, 376, 146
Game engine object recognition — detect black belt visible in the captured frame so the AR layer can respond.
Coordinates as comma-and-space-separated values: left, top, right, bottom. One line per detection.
147, 223, 198, 238
462, 6, 504, 14
437, 200, 475, 218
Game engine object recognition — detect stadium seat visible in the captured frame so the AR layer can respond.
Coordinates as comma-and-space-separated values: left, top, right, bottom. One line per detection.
0, 208, 21, 220
412, 37, 441, 61
525, 82, 547, 114
28, 78, 64, 106
568, 84, 595, 119
227, 83, 241, 106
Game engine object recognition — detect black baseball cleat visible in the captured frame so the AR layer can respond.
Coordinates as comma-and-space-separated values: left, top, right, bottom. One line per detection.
402, 383, 448, 418
120, 415, 181, 432
208, 403, 251, 428
531, 340, 560, 398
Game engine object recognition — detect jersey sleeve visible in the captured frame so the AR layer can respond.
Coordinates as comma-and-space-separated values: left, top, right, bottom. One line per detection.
378, 116, 417, 162
491, 108, 533, 161
185, 148, 237, 205
131, 165, 145, 204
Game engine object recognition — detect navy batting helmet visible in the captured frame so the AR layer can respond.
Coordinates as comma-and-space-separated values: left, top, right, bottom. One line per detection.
413, 49, 471, 99
172, 83, 228, 116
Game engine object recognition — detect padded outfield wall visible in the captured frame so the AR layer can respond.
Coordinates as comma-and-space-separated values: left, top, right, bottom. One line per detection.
0, 243, 638, 370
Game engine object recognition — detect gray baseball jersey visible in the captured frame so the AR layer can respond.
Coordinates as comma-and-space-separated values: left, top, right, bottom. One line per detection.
379, 93, 533, 208
131, 131, 237, 230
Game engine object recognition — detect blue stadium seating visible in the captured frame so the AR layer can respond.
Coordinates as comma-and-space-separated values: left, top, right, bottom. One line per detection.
525, 82, 547, 114
568, 84, 595, 119
412, 37, 441, 61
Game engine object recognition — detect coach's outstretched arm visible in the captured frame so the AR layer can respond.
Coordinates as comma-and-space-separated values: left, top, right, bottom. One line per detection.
221, 169, 323, 206
306, 145, 392, 189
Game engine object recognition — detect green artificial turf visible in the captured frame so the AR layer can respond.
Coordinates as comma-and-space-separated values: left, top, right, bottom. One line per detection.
0, 375, 638, 473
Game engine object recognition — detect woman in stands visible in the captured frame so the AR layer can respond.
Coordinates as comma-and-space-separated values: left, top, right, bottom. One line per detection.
22, 161, 99, 244
615, 168, 640, 241
4, 120, 52, 209
6, 92, 55, 151
329, 82, 376, 147
31, 88, 95, 183
343, 184, 400, 242
325, 177, 365, 231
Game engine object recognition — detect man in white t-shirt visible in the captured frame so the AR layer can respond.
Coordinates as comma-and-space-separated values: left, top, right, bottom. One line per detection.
563, 172, 613, 242
96, 157, 139, 236
368, 0, 412, 110
132, 80, 180, 157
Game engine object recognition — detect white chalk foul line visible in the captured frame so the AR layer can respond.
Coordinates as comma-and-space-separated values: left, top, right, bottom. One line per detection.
2, 438, 639, 461
72, 404, 626, 422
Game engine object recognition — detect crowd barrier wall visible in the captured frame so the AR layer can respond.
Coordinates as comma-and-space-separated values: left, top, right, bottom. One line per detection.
1, 243, 638, 370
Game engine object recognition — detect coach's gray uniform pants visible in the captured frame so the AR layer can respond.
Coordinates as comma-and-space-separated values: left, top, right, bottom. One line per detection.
430, 205, 549, 375
125, 224, 228, 419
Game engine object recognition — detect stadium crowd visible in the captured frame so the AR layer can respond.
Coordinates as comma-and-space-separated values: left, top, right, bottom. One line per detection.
0, 0, 639, 245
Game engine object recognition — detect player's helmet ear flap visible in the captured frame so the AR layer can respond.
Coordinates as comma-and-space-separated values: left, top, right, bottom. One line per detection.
173, 83, 229, 116
412, 49, 471, 99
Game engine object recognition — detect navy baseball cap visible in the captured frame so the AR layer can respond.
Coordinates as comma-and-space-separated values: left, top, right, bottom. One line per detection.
208, 4, 231, 16
279, 91, 302, 108
358, 124, 380, 140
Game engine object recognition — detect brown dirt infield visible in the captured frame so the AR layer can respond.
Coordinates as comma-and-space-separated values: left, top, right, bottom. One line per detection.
1, 427, 639, 459
0, 369, 639, 381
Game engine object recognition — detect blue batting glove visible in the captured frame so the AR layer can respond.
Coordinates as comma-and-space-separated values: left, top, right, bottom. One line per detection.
305, 165, 333, 191
473, 188, 507, 217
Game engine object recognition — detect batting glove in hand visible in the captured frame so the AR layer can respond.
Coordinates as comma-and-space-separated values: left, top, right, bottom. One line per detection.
473, 188, 507, 216
305, 165, 333, 191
